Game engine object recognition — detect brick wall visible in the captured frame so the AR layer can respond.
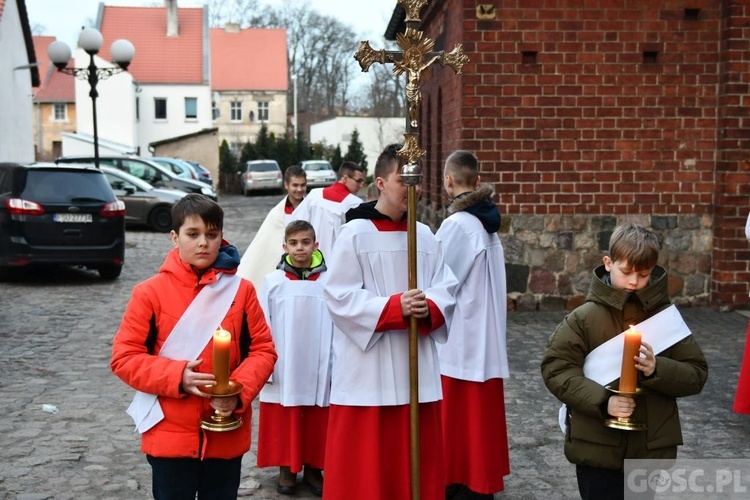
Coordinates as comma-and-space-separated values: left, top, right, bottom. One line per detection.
417, 0, 750, 310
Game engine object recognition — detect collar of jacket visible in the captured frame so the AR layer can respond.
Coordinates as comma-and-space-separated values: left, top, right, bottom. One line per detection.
588, 264, 669, 312
276, 249, 327, 280
161, 243, 240, 287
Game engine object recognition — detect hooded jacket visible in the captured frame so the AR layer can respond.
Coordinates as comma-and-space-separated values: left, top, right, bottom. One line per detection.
541, 265, 708, 469
111, 244, 277, 460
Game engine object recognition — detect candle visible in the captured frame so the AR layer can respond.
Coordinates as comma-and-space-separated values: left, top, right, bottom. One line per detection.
212, 327, 232, 395
619, 325, 642, 393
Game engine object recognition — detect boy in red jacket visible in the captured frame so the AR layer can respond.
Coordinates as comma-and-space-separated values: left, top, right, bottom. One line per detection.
111, 194, 277, 499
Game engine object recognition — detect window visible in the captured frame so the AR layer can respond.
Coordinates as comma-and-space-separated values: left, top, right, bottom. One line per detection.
185, 97, 197, 120
53, 103, 67, 121
258, 101, 269, 122
154, 98, 167, 120
231, 101, 242, 122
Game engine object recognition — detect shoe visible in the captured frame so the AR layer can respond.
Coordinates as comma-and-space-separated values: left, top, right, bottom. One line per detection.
303, 465, 324, 496
277, 466, 297, 495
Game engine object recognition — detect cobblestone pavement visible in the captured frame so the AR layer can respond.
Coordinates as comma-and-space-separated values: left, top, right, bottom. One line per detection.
1, 193, 749, 500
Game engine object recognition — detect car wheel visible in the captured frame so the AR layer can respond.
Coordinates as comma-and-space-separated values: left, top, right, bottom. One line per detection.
98, 264, 122, 280
148, 206, 173, 233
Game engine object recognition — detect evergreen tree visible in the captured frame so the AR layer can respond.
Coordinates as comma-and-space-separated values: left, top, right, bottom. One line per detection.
343, 128, 367, 171
256, 124, 272, 159
219, 139, 237, 173
239, 141, 257, 166
331, 145, 343, 170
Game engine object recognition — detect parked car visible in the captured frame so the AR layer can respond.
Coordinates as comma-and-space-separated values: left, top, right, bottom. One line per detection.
150, 157, 199, 181
56, 155, 218, 201
100, 166, 186, 232
186, 160, 213, 186
239, 160, 283, 195
300, 160, 337, 188
0, 162, 125, 280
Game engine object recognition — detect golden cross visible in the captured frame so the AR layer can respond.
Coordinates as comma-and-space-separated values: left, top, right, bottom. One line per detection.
354, 0, 469, 164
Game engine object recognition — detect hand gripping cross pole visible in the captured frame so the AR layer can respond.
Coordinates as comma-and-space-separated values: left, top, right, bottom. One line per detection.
354, 2, 468, 498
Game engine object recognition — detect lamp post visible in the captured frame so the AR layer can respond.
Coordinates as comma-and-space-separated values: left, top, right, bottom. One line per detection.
47, 27, 135, 169
291, 73, 298, 138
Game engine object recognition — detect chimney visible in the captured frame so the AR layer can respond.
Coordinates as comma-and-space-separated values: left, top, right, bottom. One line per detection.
224, 23, 241, 33
165, 0, 178, 37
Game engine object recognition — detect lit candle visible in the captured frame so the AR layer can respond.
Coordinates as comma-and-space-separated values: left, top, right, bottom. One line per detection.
213, 327, 231, 395
619, 325, 642, 393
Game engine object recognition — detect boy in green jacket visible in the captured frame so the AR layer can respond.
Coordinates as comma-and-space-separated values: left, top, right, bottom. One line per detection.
541, 223, 707, 500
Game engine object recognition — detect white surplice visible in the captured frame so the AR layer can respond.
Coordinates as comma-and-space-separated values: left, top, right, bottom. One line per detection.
290, 188, 362, 260
258, 270, 333, 407
324, 220, 458, 406
237, 196, 294, 290
435, 211, 509, 382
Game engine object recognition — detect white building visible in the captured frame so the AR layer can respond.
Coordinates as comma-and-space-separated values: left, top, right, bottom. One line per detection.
310, 116, 405, 175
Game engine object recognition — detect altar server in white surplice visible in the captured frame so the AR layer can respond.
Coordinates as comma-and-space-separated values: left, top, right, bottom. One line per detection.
237, 166, 307, 290
256, 220, 332, 496
322, 144, 457, 500
290, 161, 365, 260
435, 150, 510, 499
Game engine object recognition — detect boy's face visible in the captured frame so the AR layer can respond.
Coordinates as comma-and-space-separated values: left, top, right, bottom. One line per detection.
285, 175, 307, 205
603, 257, 652, 293
342, 170, 366, 194
375, 164, 421, 215
170, 215, 222, 271
283, 229, 318, 268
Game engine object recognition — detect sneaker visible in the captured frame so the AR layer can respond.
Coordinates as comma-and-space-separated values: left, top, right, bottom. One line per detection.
303, 465, 324, 496
277, 466, 297, 495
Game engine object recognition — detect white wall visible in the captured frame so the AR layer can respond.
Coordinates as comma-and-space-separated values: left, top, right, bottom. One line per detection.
310, 117, 405, 175
136, 83, 213, 156
0, 0, 35, 162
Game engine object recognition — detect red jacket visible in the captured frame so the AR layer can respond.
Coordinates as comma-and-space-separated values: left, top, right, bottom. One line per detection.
111, 247, 277, 459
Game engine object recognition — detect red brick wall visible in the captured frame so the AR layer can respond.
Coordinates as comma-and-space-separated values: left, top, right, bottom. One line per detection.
418, 0, 750, 309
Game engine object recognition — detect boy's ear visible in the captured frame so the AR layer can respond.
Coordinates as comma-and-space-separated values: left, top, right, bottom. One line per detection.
170, 230, 178, 248
603, 255, 613, 271
475, 175, 481, 188
313, 241, 319, 252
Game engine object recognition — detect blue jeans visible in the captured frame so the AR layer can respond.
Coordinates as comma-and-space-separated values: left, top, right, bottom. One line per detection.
146, 455, 242, 500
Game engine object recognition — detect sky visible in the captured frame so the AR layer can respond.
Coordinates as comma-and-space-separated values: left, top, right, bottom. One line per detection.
25, 0, 396, 49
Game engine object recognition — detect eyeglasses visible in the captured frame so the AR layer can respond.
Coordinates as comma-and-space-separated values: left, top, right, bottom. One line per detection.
349, 176, 366, 185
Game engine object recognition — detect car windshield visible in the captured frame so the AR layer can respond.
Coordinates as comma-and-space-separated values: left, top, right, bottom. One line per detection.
22, 170, 113, 203
248, 162, 279, 172
305, 162, 332, 172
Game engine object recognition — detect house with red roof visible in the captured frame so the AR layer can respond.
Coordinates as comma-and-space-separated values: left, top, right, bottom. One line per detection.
32, 36, 76, 161
59, 0, 212, 159
210, 23, 288, 155
0, 0, 40, 162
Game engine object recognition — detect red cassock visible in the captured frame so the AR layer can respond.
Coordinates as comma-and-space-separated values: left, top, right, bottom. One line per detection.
733, 320, 750, 414
322, 402, 444, 500
441, 376, 510, 494
256, 403, 328, 472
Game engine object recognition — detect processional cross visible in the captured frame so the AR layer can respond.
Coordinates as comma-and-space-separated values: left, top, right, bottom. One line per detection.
353, 1, 468, 498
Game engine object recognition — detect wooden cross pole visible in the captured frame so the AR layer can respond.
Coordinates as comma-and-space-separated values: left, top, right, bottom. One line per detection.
354, 2, 468, 498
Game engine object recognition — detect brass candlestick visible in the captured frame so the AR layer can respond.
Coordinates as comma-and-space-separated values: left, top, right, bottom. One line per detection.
198, 380, 244, 432
604, 384, 646, 431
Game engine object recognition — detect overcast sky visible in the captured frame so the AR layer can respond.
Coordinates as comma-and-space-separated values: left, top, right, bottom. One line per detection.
26, 0, 396, 48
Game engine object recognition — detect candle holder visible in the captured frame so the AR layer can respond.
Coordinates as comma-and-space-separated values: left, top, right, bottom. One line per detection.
604, 384, 646, 431
197, 380, 244, 432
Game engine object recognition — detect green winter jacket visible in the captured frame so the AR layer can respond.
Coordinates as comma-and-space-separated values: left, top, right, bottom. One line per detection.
540, 265, 708, 470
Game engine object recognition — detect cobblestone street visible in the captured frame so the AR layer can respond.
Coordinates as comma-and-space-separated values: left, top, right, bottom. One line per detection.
1, 193, 749, 499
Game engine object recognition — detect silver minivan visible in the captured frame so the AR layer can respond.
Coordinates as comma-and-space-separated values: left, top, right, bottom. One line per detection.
239, 160, 283, 195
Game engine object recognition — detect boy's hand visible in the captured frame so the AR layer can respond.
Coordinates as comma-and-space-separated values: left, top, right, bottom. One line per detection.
636, 341, 656, 377
180, 359, 214, 397
401, 289, 429, 319
608, 395, 635, 417
210, 395, 239, 416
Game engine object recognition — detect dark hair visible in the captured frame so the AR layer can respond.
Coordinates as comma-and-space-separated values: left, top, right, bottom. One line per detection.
445, 150, 479, 186
171, 193, 223, 232
284, 165, 306, 183
374, 143, 405, 180
284, 219, 316, 241
608, 223, 660, 271
338, 161, 364, 180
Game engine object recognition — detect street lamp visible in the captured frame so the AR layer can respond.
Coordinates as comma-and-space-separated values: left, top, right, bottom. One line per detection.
47, 27, 135, 168
291, 73, 298, 138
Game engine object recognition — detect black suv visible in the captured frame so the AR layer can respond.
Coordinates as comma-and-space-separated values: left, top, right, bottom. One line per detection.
0, 162, 126, 280
56, 155, 218, 201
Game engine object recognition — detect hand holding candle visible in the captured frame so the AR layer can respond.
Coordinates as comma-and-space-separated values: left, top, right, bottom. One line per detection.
212, 327, 231, 395
619, 325, 642, 393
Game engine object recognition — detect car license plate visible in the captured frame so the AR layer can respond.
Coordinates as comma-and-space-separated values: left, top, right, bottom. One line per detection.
54, 213, 93, 223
